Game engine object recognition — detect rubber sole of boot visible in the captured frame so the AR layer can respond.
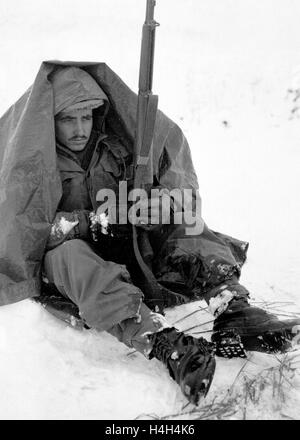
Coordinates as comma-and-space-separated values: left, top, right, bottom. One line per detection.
213, 320, 300, 356
212, 330, 247, 358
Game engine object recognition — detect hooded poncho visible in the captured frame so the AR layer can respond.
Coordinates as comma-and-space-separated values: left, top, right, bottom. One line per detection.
0, 61, 198, 305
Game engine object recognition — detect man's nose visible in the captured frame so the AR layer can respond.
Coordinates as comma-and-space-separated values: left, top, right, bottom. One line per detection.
74, 120, 85, 136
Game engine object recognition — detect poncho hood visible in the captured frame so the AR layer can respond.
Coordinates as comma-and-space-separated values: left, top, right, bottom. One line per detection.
51, 66, 108, 115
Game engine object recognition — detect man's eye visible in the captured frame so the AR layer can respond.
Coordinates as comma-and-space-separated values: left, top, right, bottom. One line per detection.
60, 117, 72, 122
83, 115, 92, 121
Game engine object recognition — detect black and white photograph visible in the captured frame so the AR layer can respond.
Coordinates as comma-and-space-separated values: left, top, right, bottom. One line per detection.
0, 0, 300, 422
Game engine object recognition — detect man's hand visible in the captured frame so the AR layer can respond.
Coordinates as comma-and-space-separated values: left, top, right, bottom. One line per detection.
46, 210, 90, 250
128, 191, 173, 230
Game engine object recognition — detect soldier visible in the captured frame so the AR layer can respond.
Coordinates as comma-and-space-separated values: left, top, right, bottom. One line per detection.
1, 64, 299, 405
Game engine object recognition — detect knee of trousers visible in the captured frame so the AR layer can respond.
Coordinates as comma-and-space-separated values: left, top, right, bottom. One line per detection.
43, 239, 145, 331
43, 239, 102, 297
46, 239, 92, 258
44, 239, 104, 271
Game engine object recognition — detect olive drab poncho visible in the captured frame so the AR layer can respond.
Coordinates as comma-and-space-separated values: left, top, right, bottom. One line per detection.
0, 61, 199, 305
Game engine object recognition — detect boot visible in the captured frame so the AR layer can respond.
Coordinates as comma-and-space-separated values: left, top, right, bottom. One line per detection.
149, 328, 216, 405
212, 297, 300, 358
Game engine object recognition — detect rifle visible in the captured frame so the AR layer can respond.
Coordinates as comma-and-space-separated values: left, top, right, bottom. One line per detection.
132, 0, 163, 312
132, 1, 187, 313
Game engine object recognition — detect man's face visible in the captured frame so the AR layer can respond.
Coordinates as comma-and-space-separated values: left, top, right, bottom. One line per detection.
55, 107, 93, 151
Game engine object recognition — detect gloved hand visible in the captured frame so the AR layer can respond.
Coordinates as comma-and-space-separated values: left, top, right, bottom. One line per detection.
128, 189, 174, 231
89, 210, 112, 242
46, 210, 90, 250
89, 209, 132, 241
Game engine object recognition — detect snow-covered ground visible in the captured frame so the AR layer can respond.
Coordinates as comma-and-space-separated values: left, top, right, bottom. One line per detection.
0, 0, 300, 420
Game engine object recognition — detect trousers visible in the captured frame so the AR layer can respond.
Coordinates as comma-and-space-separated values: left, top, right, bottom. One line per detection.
43, 239, 170, 356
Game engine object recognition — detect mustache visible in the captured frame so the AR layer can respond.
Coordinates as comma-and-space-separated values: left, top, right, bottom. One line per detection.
69, 136, 88, 141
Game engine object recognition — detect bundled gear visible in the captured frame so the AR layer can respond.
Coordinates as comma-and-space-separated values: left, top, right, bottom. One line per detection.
149, 327, 216, 405
212, 297, 300, 357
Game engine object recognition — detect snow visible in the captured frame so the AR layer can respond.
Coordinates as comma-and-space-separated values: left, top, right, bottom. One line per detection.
1, 0, 300, 420
90, 211, 110, 235
208, 288, 234, 317
51, 217, 79, 236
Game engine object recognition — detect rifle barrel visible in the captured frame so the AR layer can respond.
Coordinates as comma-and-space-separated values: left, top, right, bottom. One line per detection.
139, 0, 159, 93
146, 0, 156, 21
